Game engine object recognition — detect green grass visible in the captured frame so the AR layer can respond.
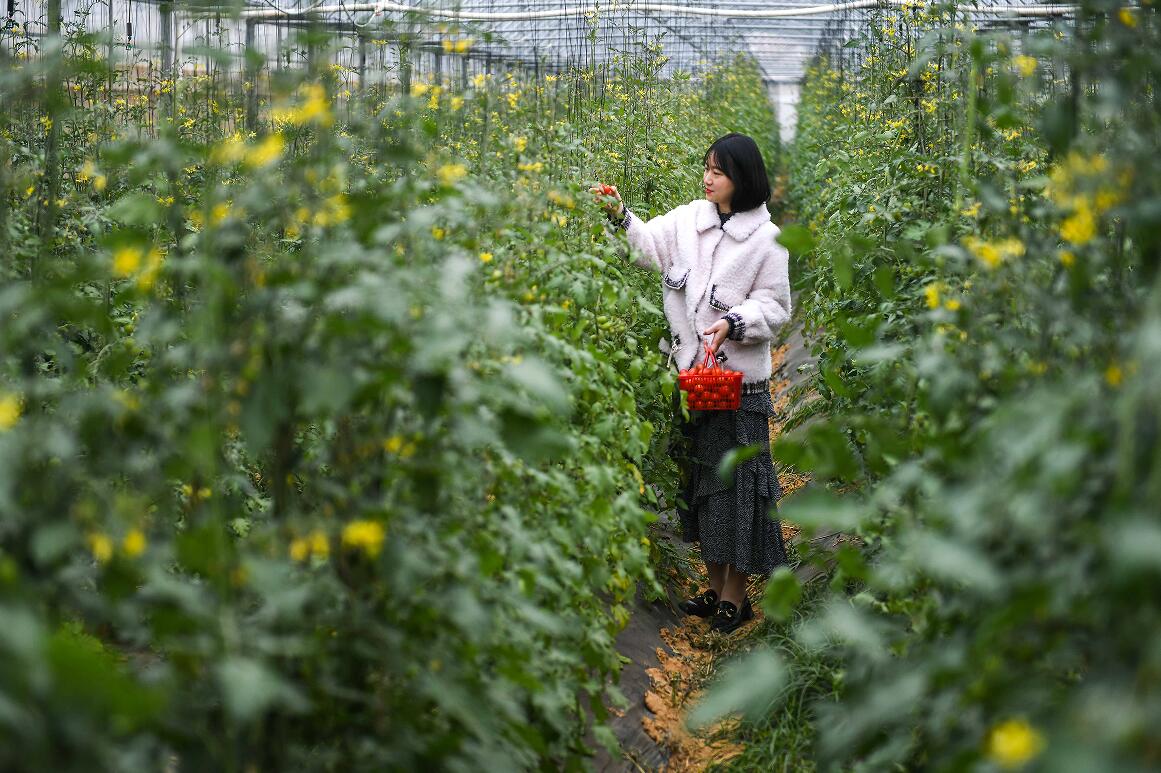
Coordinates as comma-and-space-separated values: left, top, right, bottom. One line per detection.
709, 579, 840, 773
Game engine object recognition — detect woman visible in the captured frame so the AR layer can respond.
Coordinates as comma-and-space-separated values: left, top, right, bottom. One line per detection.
592, 132, 791, 634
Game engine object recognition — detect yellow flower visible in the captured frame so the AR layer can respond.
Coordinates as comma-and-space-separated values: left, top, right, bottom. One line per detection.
342, 520, 386, 558
272, 83, 333, 127
964, 236, 1024, 269
313, 194, 350, 227
924, 283, 941, 309
291, 528, 329, 562
431, 226, 446, 240
944, 298, 962, 311
245, 132, 285, 168
211, 131, 247, 165
1013, 55, 1037, 77
512, 135, 528, 153
87, 532, 114, 563
1105, 363, 1123, 387
122, 528, 147, 558
517, 161, 544, 173
113, 388, 140, 413
0, 392, 22, 431
450, 96, 464, 111
454, 38, 473, 53
437, 163, 468, 185
309, 530, 330, 559
987, 719, 1045, 769
507, 91, 520, 109
1059, 201, 1097, 245
1058, 249, 1076, 267
1094, 187, 1123, 213
77, 159, 96, 183
112, 246, 143, 277
1119, 7, 1138, 26
547, 190, 575, 209
960, 201, 981, 218
384, 435, 416, 458
289, 537, 311, 562
211, 201, 231, 225
479, 252, 493, 263
137, 247, 164, 291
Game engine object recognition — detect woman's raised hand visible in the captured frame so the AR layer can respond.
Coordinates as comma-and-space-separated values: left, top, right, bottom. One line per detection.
589, 183, 624, 218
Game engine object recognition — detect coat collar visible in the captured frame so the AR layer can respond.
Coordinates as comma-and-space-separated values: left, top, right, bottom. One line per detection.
693, 199, 771, 241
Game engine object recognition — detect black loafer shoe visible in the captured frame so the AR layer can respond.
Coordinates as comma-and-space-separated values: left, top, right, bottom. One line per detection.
679, 588, 719, 618
709, 596, 754, 634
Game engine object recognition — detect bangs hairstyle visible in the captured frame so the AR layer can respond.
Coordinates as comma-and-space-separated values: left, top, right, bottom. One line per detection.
702, 132, 772, 212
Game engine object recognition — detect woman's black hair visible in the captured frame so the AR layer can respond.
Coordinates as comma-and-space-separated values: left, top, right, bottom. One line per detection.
702, 132, 772, 212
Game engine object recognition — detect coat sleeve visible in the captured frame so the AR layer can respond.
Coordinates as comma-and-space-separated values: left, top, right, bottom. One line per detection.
722, 240, 792, 344
615, 205, 682, 275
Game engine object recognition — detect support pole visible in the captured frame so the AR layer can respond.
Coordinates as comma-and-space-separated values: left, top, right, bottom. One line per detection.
35, 0, 63, 278
357, 31, 367, 95
159, 1, 174, 119
245, 19, 259, 132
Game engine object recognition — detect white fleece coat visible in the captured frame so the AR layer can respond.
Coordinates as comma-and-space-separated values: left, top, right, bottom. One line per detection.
619, 199, 791, 384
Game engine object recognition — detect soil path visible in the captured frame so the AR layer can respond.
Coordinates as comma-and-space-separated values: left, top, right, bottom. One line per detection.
594, 310, 824, 772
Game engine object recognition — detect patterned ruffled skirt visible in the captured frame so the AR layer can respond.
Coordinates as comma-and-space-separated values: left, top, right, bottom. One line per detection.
670, 383, 789, 576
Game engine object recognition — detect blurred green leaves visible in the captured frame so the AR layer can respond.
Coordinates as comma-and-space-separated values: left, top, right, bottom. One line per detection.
0, 17, 783, 769
761, 6, 1161, 770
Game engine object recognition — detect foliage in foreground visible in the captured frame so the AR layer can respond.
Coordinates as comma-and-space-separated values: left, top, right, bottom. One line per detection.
696, 1, 1161, 771
0, 16, 779, 771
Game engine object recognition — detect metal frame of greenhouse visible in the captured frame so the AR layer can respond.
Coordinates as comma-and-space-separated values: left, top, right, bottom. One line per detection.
2, 0, 1075, 140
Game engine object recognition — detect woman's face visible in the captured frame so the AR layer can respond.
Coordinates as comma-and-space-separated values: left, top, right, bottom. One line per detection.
703, 152, 735, 210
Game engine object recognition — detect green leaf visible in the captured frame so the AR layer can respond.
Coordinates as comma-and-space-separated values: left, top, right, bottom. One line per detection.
717, 443, 763, 487
216, 656, 309, 723
48, 624, 168, 726
907, 532, 1002, 596
798, 599, 886, 658
777, 486, 863, 533
107, 193, 163, 227
499, 408, 574, 462
832, 248, 852, 290
686, 649, 785, 729
776, 223, 815, 255
762, 567, 802, 623
837, 317, 878, 348
872, 263, 895, 298
592, 724, 621, 757
506, 358, 571, 415
300, 364, 359, 414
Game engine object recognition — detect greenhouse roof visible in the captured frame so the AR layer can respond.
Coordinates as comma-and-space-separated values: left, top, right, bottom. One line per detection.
5, 0, 1075, 85
228, 0, 1077, 84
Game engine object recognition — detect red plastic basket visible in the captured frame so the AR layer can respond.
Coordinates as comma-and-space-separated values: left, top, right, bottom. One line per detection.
678, 340, 743, 411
